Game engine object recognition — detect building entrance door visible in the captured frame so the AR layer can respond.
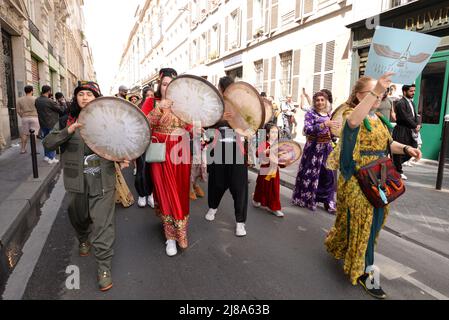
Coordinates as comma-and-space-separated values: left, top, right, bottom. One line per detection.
2, 30, 19, 139
415, 51, 449, 160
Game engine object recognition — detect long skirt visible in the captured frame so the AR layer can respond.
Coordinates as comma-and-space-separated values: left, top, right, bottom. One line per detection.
150, 132, 191, 248
292, 141, 336, 211
253, 169, 281, 211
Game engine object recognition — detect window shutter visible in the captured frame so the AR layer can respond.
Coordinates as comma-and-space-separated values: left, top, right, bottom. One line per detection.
314, 43, 323, 73
295, 0, 302, 20
323, 73, 333, 91
270, 56, 276, 96
263, 58, 269, 93
237, 9, 242, 47
247, 0, 253, 42
271, 0, 278, 31
292, 50, 301, 102
303, 0, 315, 16
31, 57, 40, 96
325, 40, 335, 72
208, 30, 211, 59
225, 16, 229, 52
265, 0, 270, 33
313, 75, 321, 95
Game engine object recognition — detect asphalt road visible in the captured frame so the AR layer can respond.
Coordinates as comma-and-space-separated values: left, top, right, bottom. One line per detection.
17, 168, 449, 300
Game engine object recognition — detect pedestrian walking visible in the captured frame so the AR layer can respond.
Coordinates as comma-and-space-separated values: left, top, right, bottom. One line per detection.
252, 122, 284, 217
16, 85, 39, 154
292, 91, 339, 213
325, 73, 422, 299
43, 81, 129, 292
35, 85, 63, 164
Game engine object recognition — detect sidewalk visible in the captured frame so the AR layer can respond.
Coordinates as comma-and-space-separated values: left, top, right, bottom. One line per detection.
273, 155, 449, 259
0, 139, 61, 291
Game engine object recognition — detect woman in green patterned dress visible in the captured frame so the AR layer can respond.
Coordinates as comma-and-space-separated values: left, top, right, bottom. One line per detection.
325, 73, 422, 299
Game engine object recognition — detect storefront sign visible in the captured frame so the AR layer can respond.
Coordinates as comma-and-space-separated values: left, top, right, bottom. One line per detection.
352, 3, 449, 49
365, 27, 440, 83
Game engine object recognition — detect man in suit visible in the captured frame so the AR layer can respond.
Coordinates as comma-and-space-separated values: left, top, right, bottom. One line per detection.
392, 84, 420, 180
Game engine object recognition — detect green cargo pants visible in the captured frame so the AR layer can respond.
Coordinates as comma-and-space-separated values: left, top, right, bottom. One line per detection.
67, 172, 115, 272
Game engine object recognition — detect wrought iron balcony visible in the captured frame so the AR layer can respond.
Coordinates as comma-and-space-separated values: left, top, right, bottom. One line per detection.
28, 20, 40, 41
47, 42, 54, 56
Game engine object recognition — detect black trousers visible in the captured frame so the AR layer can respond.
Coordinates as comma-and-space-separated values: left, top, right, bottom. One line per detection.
393, 154, 411, 175
134, 155, 153, 197
207, 163, 248, 223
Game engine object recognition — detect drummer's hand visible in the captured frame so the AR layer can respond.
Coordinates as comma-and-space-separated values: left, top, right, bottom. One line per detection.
223, 111, 235, 121
160, 99, 173, 111
68, 122, 83, 134
119, 160, 130, 170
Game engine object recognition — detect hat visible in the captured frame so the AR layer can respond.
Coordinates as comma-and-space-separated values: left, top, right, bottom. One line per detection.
75, 81, 102, 98
119, 85, 129, 92
159, 68, 178, 80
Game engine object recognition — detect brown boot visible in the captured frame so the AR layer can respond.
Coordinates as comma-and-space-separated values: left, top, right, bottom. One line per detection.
190, 191, 197, 200
193, 184, 205, 198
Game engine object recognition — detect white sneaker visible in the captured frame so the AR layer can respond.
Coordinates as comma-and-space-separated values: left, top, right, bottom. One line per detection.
205, 208, 218, 221
252, 200, 261, 208
272, 210, 285, 217
137, 196, 147, 208
165, 240, 177, 256
49, 158, 59, 164
235, 223, 247, 237
147, 194, 155, 208
44, 156, 51, 163
401, 174, 408, 180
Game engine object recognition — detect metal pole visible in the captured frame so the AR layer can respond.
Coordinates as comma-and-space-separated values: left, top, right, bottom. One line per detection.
29, 129, 39, 179
436, 115, 449, 190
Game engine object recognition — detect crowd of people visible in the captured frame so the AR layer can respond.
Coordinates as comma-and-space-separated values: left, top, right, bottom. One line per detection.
15, 66, 423, 299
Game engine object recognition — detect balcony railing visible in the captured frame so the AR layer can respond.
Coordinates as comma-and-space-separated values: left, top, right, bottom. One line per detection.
47, 42, 54, 56
28, 20, 40, 41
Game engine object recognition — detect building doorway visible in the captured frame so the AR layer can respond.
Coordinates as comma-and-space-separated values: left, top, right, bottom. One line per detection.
2, 30, 19, 139
415, 51, 449, 160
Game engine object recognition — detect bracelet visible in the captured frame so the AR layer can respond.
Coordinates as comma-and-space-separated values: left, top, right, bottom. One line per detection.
369, 91, 382, 100
403, 145, 411, 156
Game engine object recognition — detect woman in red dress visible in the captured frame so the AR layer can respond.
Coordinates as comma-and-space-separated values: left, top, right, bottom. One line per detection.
253, 122, 284, 217
147, 68, 192, 257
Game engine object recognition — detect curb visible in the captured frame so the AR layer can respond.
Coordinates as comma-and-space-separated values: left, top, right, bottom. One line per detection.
0, 162, 61, 292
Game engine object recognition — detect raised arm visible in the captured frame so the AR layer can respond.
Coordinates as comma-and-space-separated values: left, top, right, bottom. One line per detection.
347, 72, 394, 129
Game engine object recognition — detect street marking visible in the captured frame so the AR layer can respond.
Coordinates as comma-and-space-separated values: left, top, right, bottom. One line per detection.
376, 253, 449, 300
297, 226, 307, 232
402, 275, 449, 300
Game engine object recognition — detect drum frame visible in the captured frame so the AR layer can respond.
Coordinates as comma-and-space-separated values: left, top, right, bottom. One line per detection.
78, 96, 151, 162
166, 74, 224, 127
223, 81, 266, 135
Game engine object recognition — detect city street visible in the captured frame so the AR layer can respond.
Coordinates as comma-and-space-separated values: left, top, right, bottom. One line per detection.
2, 168, 447, 300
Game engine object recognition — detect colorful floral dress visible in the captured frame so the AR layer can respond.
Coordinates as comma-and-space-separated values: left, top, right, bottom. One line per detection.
292, 110, 336, 211
325, 112, 393, 285
148, 105, 192, 249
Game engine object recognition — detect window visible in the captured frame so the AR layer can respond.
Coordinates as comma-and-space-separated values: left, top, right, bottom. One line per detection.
279, 0, 295, 26
209, 24, 220, 60
390, 0, 415, 9
229, 10, 241, 49
254, 60, 263, 93
253, 0, 265, 32
27, 0, 36, 22
313, 40, 335, 94
280, 51, 293, 98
